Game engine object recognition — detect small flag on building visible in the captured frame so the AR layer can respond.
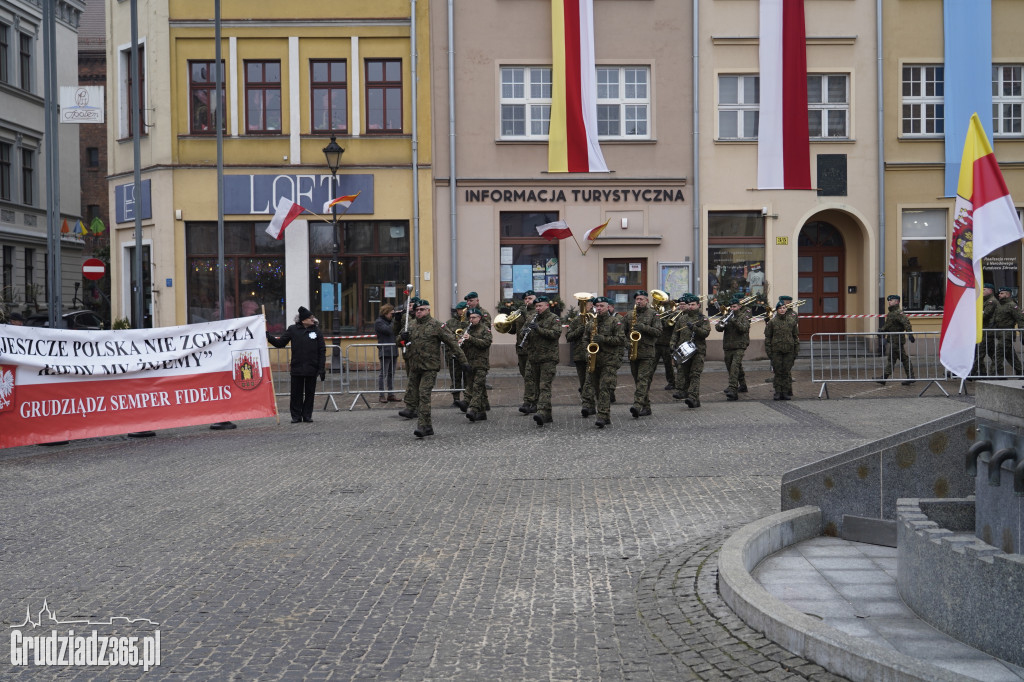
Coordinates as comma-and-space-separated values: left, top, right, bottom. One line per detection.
89, 216, 106, 235
265, 199, 309, 240
584, 218, 611, 241
61, 218, 70, 234
536, 220, 574, 241
323, 191, 361, 215
939, 113, 1024, 379
73, 220, 86, 237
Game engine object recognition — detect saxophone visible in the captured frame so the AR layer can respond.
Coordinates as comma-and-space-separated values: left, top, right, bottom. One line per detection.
586, 314, 599, 373
628, 305, 641, 361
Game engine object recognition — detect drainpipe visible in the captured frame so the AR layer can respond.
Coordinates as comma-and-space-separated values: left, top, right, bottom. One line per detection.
449, 0, 458, 308
691, 0, 701, 296
411, 0, 421, 295
876, 0, 886, 313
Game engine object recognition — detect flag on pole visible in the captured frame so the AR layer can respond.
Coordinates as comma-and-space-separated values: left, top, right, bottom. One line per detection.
536, 220, 574, 241
757, 0, 812, 190
584, 218, 611, 242
323, 191, 361, 215
547, 0, 608, 173
265, 199, 308, 240
939, 114, 1024, 379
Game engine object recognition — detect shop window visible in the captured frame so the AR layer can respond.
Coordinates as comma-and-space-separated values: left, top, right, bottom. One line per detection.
981, 209, 1024, 294
185, 222, 286, 331
365, 59, 402, 133
901, 209, 946, 311
311, 59, 347, 134
499, 211, 559, 303
309, 220, 409, 335
707, 211, 766, 300
901, 65, 944, 137
189, 60, 225, 134
245, 60, 282, 133
604, 258, 646, 314
993, 65, 1023, 137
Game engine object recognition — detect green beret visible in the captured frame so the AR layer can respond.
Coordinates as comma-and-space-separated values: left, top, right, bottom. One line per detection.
594, 296, 611, 304
984, 282, 995, 290
524, 289, 536, 297
535, 294, 550, 303
999, 287, 1012, 294
730, 294, 742, 304
633, 290, 648, 299
418, 298, 430, 307
887, 294, 901, 301
779, 295, 793, 302
467, 307, 482, 317
455, 301, 468, 310
464, 291, 479, 300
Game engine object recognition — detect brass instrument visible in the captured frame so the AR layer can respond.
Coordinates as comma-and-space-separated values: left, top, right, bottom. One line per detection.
493, 309, 522, 334
750, 299, 806, 323
586, 315, 599, 373
650, 289, 670, 314
711, 295, 758, 326
573, 291, 595, 302
628, 304, 641, 361
658, 308, 684, 326
518, 312, 539, 348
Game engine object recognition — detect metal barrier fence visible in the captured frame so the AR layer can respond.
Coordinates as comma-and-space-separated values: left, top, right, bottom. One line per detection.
268, 344, 345, 411
810, 329, 1024, 398
343, 343, 465, 410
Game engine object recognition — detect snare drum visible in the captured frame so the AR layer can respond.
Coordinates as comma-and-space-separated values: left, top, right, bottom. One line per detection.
672, 340, 697, 364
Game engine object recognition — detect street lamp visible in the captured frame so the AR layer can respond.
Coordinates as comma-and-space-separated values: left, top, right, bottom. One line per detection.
322, 136, 344, 335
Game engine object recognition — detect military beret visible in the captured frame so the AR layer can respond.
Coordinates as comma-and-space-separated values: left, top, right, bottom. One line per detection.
524, 289, 535, 297
633, 290, 648, 299
535, 294, 550, 303
467, 307, 482, 317
675, 296, 687, 303
776, 300, 787, 309
418, 298, 430, 307
588, 296, 598, 303
730, 294, 743, 304
464, 291, 479, 300
779, 295, 793, 302
455, 301, 468, 310
999, 287, 1013, 294
594, 296, 611, 304
887, 294, 901, 301
984, 282, 995, 290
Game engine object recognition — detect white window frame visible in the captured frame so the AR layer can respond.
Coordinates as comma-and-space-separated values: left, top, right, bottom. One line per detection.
901, 65, 944, 138
500, 66, 552, 140
808, 73, 849, 140
596, 66, 651, 139
717, 74, 760, 141
993, 64, 1023, 137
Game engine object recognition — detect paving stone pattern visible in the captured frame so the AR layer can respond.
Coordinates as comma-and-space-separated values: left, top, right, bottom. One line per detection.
0, 369, 968, 680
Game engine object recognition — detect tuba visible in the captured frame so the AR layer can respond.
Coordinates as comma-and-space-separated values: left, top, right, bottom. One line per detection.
493, 309, 521, 334
650, 289, 670, 314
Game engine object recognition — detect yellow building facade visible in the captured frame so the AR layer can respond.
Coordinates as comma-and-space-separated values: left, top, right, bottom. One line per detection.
106, 0, 432, 337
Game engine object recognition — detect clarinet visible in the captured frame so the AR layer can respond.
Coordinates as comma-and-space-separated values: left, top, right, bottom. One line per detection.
518, 312, 539, 349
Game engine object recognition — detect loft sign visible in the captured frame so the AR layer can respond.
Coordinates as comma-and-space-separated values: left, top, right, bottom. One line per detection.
464, 187, 685, 204
223, 174, 375, 215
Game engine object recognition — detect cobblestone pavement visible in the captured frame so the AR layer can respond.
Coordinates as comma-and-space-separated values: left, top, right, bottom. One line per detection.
0, 367, 971, 680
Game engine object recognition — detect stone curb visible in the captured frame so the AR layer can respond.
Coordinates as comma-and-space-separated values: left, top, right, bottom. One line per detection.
717, 506, 973, 682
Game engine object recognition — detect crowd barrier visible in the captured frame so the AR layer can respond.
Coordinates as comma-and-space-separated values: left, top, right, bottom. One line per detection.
810, 329, 1024, 398
343, 343, 465, 411
268, 344, 345, 411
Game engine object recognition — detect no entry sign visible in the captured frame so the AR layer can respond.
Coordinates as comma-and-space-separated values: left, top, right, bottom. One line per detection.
82, 258, 106, 280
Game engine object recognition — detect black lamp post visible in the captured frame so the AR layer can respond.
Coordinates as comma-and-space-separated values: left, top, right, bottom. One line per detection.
323, 136, 344, 335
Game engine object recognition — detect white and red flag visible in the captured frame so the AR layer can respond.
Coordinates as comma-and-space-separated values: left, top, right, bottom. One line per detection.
323, 191, 361, 215
757, 0, 812, 190
584, 218, 611, 242
939, 114, 1024, 379
547, 0, 608, 173
536, 220, 574, 241
0, 316, 278, 448
265, 198, 308, 240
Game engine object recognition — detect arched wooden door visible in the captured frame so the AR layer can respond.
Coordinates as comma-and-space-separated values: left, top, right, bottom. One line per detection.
797, 222, 845, 339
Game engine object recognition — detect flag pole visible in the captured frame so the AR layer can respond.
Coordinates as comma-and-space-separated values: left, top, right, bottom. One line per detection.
262, 304, 281, 425
569, 233, 585, 256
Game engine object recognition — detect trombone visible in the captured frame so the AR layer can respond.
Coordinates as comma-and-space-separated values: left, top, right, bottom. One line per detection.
709, 295, 758, 325
750, 299, 806, 323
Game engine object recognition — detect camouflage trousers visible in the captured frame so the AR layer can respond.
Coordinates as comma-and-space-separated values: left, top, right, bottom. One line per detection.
404, 368, 438, 428
574, 361, 588, 393
883, 343, 914, 380
630, 355, 657, 409
585, 364, 619, 419
674, 352, 705, 400
654, 344, 675, 387
993, 332, 1023, 376
520, 355, 537, 405
770, 352, 795, 395
465, 367, 489, 413
724, 348, 747, 391
525, 358, 557, 417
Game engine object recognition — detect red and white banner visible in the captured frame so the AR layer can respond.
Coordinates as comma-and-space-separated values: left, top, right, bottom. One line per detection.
757, 0, 812, 190
0, 316, 278, 448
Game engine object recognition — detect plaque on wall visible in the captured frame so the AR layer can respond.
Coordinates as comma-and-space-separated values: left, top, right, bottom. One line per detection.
817, 154, 847, 197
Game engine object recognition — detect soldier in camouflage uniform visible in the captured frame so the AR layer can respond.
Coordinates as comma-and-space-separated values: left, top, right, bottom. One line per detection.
585, 297, 625, 427
515, 290, 538, 413
460, 309, 493, 422
521, 295, 563, 426
972, 283, 997, 377
991, 286, 1024, 376
626, 291, 662, 418
717, 293, 751, 401
654, 295, 676, 390
462, 291, 492, 327
397, 299, 469, 437
444, 301, 469, 407
878, 294, 915, 385
671, 293, 711, 408
765, 297, 799, 400
565, 296, 596, 394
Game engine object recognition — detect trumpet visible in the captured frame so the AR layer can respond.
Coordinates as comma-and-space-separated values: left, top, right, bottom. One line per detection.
751, 299, 806, 323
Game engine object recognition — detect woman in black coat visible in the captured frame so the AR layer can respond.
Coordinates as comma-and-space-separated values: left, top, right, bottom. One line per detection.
267, 306, 326, 423
375, 304, 399, 403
